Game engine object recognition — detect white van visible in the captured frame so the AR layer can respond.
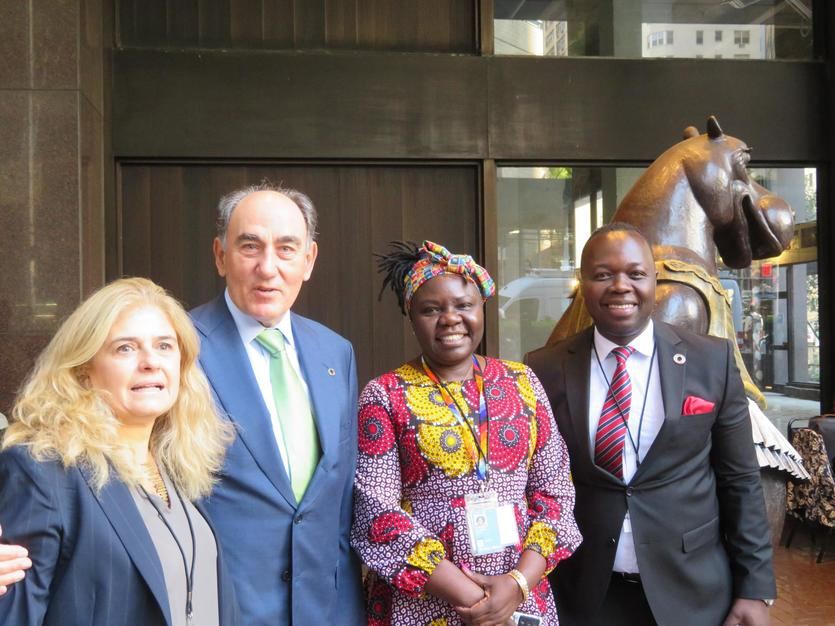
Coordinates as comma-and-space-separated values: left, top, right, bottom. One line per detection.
498, 269, 578, 360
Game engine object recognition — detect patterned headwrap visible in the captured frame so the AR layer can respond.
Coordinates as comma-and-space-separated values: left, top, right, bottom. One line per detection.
403, 240, 496, 312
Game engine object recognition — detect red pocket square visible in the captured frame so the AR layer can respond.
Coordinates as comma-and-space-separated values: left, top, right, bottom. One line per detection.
682, 396, 715, 415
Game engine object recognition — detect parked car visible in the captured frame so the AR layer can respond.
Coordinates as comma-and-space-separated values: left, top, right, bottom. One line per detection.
498, 269, 578, 360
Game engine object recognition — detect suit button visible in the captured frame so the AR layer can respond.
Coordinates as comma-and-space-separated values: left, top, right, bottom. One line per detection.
294, 514, 303, 524
610, 537, 616, 545
626, 487, 633, 497
281, 570, 291, 582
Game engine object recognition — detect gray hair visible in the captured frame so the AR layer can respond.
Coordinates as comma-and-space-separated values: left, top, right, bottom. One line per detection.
216, 181, 318, 248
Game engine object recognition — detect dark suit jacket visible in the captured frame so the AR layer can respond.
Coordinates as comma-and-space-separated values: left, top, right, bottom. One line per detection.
0, 445, 238, 626
526, 322, 775, 626
190, 295, 365, 626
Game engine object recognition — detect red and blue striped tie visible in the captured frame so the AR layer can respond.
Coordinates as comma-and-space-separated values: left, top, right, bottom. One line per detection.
594, 346, 636, 479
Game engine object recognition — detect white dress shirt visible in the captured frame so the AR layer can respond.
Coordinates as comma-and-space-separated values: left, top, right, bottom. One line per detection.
588, 320, 664, 573
224, 290, 313, 476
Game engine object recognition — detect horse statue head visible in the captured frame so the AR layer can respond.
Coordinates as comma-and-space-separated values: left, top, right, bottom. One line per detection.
616, 115, 793, 273
545, 116, 795, 406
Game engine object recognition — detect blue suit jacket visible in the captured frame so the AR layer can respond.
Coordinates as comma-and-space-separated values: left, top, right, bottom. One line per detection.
0, 445, 238, 626
190, 295, 366, 626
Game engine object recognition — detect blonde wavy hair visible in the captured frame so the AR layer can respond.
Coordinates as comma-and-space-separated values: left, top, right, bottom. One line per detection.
3, 277, 234, 500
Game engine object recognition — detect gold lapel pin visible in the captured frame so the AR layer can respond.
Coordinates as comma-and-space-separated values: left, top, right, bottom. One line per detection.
327, 368, 336, 376
673, 353, 686, 365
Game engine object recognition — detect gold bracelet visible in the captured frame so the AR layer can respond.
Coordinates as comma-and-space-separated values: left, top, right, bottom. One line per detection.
507, 568, 530, 603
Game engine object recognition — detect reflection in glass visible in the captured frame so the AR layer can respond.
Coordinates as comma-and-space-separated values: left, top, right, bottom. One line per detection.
496, 165, 819, 427
720, 168, 819, 400
496, 166, 642, 360
494, 0, 813, 60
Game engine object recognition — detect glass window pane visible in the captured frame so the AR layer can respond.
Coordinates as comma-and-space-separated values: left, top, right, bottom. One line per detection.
496, 166, 643, 359
719, 167, 819, 429
493, 0, 813, 60
496, 165, 819, 427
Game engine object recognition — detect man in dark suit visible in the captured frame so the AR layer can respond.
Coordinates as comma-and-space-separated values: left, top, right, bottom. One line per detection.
526, 223, 775, 626
189, 183, 365, 625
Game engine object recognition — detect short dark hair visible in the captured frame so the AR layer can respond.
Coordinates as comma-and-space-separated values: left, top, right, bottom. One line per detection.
587, 221, 645, 242
581, 222, 653, 268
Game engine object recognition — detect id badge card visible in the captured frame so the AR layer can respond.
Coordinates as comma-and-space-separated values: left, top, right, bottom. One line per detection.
464, 491, 520, 556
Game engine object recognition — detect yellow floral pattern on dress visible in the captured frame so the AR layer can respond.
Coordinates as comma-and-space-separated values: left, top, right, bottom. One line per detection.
405, 537, 446, 575
404, 383, 458, 426
416, 421, 477, 478
402, 364, 482, 478
398, 363, 436, 391
507, 360, 538, 415
352, 358, 582, 625
524, 521, 557, 559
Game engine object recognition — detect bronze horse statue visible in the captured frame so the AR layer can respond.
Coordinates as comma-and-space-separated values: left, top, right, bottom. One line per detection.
547, 116, 795, 407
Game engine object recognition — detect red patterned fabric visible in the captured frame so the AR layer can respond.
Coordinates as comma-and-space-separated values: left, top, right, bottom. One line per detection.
369, 512, 414, 544
351, 358, 582, 625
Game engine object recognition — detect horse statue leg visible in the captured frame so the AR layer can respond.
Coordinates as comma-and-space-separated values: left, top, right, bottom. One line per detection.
654, 282, 708, 335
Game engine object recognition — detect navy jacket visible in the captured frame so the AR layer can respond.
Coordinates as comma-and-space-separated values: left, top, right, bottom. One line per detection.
0, 445, 239, 626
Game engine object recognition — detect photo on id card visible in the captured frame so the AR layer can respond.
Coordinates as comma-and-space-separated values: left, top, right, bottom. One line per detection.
465, 492, 519, 556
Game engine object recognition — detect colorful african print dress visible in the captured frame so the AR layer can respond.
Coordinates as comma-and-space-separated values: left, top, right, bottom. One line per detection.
351, 357, 581, 626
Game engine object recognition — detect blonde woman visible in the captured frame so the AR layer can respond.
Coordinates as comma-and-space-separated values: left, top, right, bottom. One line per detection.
0, 278, 237, 626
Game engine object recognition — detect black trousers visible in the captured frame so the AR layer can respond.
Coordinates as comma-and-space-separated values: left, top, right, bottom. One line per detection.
592, 573, 658, 626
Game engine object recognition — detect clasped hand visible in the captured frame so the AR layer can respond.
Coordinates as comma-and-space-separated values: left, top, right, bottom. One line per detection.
721, 598, 770, 626
0, 525, 31, 596
455, 566, 523, 626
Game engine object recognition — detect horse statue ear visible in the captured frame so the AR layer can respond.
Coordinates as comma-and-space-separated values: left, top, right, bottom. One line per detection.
682, 126, 699, 139
706, 115, 724, 139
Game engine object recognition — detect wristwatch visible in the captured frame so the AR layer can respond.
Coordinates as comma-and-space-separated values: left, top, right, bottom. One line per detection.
762, 599, 775, 607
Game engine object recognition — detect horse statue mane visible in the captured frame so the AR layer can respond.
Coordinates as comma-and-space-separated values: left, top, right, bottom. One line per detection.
546, 116, 795, 409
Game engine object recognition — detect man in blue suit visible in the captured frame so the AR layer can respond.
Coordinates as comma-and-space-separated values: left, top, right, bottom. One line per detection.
189, 183, 366, 625
2, 183, 367, 624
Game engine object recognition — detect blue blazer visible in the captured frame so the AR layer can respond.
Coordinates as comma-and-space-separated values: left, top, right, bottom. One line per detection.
190, 295, 365, 626
0, 445, 238, 626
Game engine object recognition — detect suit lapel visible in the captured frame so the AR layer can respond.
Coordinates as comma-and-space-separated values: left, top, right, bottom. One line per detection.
293, 316, 340, 503
632, 322, 686, 481
80, 467, 173, 626
199, 297, 297, 508
655, 322, 686, 424
565, 328, 594, 464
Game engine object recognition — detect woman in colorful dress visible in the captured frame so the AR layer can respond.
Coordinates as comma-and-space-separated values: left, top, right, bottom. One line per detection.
351, 241, 581, 626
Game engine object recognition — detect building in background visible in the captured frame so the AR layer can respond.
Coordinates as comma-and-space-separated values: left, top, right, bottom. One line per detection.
0, 0, 831, 429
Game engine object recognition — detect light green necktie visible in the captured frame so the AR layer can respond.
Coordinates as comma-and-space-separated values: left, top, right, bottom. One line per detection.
255, 328, 321, 502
